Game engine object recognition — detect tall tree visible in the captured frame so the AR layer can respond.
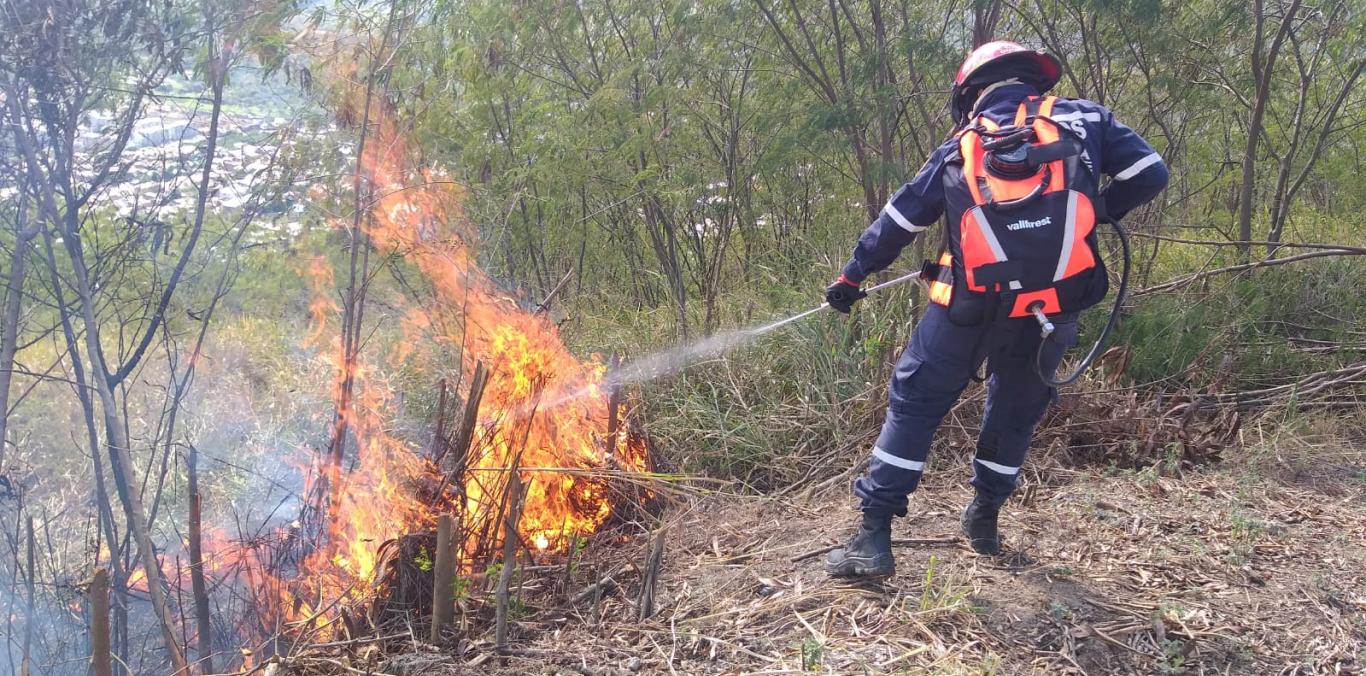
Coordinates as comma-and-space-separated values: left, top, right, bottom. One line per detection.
1236, 0, 1303, 256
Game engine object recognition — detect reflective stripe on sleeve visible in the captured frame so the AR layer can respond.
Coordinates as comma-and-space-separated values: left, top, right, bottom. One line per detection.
1114, 152, 1163, 181
883, 202, 927, 233
873, 446, 925, 472
974, 458, 1020, 475
1047, 111, 1103, 123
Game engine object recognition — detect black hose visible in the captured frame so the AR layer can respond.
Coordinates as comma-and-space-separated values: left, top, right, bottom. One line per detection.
1037, 218, 1132, 387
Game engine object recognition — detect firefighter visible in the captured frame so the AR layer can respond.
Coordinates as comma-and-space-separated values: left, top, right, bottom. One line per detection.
824, 41, 1169, 577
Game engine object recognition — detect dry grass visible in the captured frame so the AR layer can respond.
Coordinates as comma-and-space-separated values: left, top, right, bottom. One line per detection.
276, 403, 1365, 675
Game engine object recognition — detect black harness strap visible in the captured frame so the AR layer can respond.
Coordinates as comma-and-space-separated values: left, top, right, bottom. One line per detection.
1020, 96, 1045, 125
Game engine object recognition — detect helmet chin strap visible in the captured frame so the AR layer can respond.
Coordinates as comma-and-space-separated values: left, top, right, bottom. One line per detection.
969, 78, 1023, 119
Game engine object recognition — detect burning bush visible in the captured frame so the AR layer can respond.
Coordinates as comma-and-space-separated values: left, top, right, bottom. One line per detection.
193, 84, 657, 660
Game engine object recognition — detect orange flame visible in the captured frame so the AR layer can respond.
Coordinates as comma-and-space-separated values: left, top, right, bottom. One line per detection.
243, 91, 651, 633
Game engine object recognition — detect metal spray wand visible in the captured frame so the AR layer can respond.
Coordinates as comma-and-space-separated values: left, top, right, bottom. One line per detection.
743, 270, 924, 338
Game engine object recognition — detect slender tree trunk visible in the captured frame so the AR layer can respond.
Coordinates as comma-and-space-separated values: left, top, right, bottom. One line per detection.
7, 84, 187, 673
187, 442, 212, 673
1267, 55, 1364, 254
90, 568, 113, 676
0, 219, 35, 459
68, 239, 188, 673
21, 516, 33, 676
1235, 119, 1264, 255
327, 0, 399, 494
1236, 0, 1302, 258
972, 0, 1002, 46
37, 227, 129, 673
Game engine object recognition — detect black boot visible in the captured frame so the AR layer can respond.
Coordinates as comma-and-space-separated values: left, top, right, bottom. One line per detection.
826, 512, 895, 578
961, 497, 1001, 555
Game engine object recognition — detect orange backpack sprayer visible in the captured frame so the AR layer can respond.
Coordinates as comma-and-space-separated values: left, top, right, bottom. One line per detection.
922, 95, 1132, 386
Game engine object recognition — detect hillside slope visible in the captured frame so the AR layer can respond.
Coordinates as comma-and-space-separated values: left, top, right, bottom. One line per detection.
453, 427, 1366, 675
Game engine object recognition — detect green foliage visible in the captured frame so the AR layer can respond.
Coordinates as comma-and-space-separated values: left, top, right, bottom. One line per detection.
391, 0, 1365, 431
451, 576, 471, 601
799, 638, 823, 671
918, 554, 971, 613
1046, 601, 1073, 622
1160, 639, 1188, 674
1230, 512, 1264, 541
1115, 255, 1365, 389
414, 545, 434, 572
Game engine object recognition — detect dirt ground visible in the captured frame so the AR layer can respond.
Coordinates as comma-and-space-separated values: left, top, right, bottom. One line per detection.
439, 434, 1366, 676
339, 407, 1366, 676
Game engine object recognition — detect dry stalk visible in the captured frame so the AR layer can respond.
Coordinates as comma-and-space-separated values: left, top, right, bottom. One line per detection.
494, 468, 524, 651
638, 526, 667, 621
22, 516, 33, 676
429, 513, 455, 643
90, 568, 112, 676
535, 267, 575, 314
453, 362, 489, 466
606, 354, 621, 460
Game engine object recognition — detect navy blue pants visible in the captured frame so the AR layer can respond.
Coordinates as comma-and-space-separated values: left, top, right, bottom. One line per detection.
854, 303, 1077, 516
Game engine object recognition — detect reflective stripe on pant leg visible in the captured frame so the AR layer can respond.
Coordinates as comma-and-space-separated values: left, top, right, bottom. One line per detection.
855, 305, 982, 516
971, 318, 1078, 504
854, 409, 930, 516
872, 444, 925, 472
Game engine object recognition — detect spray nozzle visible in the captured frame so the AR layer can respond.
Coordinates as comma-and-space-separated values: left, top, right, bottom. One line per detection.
1027, 302, 1055, 339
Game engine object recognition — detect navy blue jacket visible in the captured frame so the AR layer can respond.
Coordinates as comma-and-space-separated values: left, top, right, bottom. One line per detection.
841, 84, 1168, 284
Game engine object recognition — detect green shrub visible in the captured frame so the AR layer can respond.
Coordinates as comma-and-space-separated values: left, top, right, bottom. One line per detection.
1114, 256, 1364, 388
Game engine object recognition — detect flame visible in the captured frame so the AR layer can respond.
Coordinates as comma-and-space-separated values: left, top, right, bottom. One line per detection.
57, 41, 651, 675
127, 566, 147, 594
236, 88, 652, 633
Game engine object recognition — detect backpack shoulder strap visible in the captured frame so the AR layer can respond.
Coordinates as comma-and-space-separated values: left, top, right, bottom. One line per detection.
959, 120, 995, 205
1013, 97, 1033, 126
1037, 95, 1057, 118
1028, 97, 1067, 192
1014, 95, 1056, 127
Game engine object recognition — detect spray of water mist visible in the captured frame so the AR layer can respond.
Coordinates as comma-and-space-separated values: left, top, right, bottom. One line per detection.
540, 271, 923, 410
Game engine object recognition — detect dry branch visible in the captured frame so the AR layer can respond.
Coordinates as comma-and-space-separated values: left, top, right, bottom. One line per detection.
1134, 248, 1364, 297
790, 536, 959, 563
535, 267, 575, 314
1197, 361, 1366, 410
572, 572, 620, 605
1127, 232, 1366, 253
